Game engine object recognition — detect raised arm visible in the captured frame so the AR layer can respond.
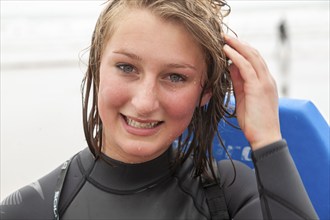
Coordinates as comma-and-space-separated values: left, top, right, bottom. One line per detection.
223, 35, 318, 219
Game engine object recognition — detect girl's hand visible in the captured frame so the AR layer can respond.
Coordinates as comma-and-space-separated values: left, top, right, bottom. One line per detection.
223, 35, 282, 150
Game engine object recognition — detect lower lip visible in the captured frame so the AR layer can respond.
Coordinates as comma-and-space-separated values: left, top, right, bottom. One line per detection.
120, 115, 162, 137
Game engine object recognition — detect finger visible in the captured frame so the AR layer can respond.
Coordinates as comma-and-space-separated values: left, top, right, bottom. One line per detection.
228, 64, 244, 99
223, 44, 258, 83
224, 35, 269, 80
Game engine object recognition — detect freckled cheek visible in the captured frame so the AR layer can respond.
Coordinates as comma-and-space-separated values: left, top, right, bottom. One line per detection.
98, 78, 130, 115
162, 89, 199, 123
161, 96, 197, 140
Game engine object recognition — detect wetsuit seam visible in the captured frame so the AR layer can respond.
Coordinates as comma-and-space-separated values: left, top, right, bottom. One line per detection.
59, 176, 86, 215
86, 172, 173, 195
253, 144, 285, 164
173, 175, 209, 220
254, 162, 272, 220
59, 153, 92, 215
234, 193, 260, 216
261, 188, 313, 220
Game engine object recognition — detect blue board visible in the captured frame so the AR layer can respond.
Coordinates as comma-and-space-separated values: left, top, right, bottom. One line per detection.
213, 98, 330, 219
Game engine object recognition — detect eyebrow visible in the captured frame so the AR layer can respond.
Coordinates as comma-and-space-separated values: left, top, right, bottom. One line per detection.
112, 50, 197, 71
166, 63, 197, 71
113, 51, 142, 61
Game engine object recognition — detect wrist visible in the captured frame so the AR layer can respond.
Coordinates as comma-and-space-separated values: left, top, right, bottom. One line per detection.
250, 133, 282, 151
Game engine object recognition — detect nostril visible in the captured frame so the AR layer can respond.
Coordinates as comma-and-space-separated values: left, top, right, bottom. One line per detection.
131, 93, 159, 115
130, 80, 160, 115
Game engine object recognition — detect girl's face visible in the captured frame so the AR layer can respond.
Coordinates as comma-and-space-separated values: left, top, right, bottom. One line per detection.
98, 9, 210, 163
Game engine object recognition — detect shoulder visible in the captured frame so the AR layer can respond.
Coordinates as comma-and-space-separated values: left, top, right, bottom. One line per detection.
0, 163, 63, 219
218, 160, 262, 218
218, 159, 256, 187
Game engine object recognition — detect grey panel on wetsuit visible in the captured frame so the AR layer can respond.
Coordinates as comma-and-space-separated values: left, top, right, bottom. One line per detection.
0, 165, 61, 219
218, 160, 263, 219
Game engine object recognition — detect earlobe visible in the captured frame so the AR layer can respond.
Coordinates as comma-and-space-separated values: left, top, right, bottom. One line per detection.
199, 91, 212, 107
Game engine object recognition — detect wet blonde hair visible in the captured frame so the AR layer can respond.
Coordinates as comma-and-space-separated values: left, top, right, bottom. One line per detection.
82, 0, 234, 179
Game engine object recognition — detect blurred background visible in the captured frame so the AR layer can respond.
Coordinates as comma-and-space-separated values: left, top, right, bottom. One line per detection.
1, 1, 329, 200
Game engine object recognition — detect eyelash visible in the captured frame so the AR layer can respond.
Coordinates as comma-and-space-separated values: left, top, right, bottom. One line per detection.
168, 73, 186, 83
116, 63, 136, 73
115, 63, 187, 83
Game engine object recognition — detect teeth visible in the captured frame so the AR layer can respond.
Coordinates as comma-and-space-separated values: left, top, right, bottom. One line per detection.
126, 117, 160, 129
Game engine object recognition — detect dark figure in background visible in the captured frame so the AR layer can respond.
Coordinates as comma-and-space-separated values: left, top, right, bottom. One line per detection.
279, 20, 288, 42
277, 18, 291, 97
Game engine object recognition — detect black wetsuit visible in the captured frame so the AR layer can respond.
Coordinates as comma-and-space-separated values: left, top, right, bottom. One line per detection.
1, 140, 318, 219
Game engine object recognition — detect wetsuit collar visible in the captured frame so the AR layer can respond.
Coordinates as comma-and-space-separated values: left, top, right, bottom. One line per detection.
86, 147, 174, 193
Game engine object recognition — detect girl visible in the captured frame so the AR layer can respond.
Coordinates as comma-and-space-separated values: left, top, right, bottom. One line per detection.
1, 0, 318, 219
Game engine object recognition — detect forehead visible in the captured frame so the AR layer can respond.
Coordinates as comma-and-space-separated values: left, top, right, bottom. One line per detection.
103, 8, 206, 68
103, 5, 202, 47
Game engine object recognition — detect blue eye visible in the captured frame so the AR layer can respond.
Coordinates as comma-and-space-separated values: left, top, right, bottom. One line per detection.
117, 64, 135, 73
169, 74, 185, 83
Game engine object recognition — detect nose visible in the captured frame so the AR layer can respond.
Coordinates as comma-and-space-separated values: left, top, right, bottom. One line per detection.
131, 78, 160, 116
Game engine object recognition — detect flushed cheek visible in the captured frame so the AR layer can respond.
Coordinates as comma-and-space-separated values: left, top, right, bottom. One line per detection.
166, 85, 201, 116
167, 101, 196, 120
162, 90, 200, 131
98, 77, 130, 109
98, 83, 130, 129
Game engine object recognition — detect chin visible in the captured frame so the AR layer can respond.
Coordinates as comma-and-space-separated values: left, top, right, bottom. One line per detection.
123, 143, 167, 163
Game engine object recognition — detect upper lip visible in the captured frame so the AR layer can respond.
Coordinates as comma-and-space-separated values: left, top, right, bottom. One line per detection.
121, 114, 162, 123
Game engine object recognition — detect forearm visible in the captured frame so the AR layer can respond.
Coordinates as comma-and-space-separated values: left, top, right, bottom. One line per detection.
252, 140, 318, 219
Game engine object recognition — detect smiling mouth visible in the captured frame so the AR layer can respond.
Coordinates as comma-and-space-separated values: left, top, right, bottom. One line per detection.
123, 115, 163, 129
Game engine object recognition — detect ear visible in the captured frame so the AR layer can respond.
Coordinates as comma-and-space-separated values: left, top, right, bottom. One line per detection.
199, 90, 212, 107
